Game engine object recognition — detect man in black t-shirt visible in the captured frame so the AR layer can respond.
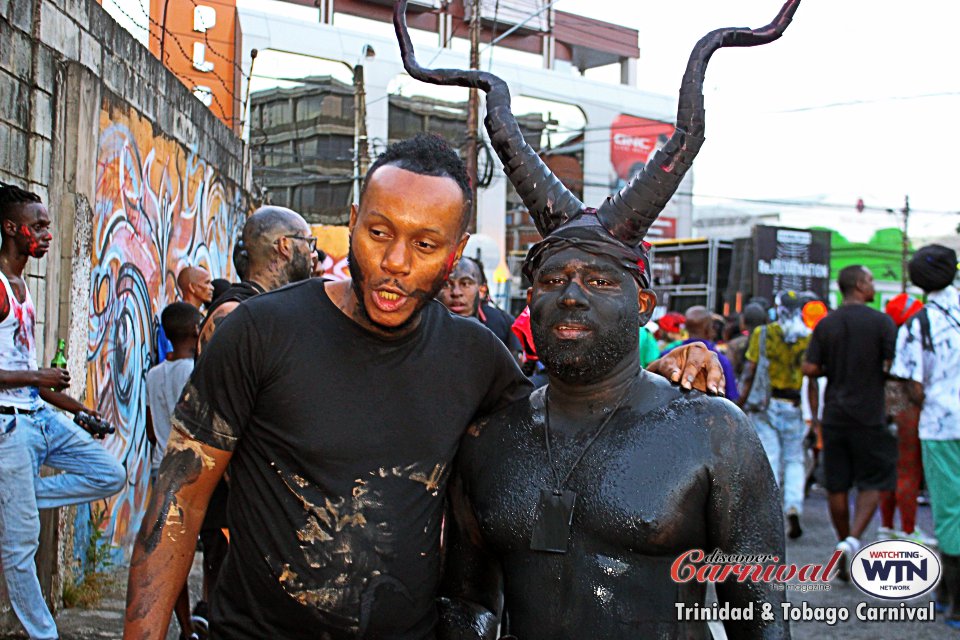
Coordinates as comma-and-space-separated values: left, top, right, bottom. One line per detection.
190, 206, 314, 629
124, 136, 725, 640
803, 265, 897, 579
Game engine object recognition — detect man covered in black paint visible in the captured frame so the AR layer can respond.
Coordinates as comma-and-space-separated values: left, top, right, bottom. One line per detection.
391, 0, 800, 636
441, 229, 786, 639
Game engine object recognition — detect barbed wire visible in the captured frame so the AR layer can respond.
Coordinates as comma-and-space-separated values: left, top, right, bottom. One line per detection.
103, 0, 234, 124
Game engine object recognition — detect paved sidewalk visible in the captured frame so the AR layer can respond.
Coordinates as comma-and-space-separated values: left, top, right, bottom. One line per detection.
1, 557, 202, 640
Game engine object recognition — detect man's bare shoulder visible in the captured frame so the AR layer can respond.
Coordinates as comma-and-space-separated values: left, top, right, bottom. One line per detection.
466, 385, 541, 441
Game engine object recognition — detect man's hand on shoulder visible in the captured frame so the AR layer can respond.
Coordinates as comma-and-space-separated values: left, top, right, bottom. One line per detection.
647, 342, 725, 396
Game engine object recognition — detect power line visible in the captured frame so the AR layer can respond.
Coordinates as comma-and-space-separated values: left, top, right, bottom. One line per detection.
771, 91, 960, 114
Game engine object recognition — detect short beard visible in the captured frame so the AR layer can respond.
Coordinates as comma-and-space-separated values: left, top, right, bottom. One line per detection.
347, 243, 447, 334
287, 249, 313, 284
533, 313, 637, 385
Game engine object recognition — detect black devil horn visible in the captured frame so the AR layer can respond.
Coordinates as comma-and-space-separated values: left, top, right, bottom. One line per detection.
597, 0, 802, 246
394, 0, 584, 236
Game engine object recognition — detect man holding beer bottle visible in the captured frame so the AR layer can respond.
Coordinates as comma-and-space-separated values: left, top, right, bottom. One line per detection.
0, 184, 125, 639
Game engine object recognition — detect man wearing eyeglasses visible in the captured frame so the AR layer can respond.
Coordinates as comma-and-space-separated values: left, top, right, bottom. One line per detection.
197, 207, 315, 351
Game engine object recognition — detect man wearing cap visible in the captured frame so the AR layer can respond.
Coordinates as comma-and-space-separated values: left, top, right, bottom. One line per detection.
891, 244, 960, 630
739, 291, 812, 539
657, 311, 686, 351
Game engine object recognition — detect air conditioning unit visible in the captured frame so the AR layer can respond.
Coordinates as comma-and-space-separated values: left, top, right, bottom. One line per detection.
466, 0, 549, 33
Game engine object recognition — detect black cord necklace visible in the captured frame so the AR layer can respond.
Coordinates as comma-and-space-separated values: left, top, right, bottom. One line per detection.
530, 381, 632, 553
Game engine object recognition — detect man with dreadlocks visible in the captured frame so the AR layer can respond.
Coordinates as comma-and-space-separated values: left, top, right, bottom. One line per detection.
391, 0, 800, 635
0, 184, 125, 639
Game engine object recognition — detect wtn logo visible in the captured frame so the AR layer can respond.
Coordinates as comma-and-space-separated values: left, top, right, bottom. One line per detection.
861, 558, 927, 583
851, 540, 940, 600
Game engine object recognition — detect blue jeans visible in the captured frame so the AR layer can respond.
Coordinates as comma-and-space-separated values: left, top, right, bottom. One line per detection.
0, 406, 125, 639
750, 398, 806, 515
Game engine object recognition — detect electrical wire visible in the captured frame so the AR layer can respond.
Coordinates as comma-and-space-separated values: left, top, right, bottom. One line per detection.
487, 0, 500, 72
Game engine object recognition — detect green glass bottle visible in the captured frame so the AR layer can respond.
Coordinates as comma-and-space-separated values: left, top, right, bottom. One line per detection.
51, 338, 67, 369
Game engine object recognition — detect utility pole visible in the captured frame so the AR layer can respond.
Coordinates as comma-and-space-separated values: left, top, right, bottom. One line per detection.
465, 0, 481, 233
353, 64, 369, 205
354, 65, 369, 177
900, 194, 911, 293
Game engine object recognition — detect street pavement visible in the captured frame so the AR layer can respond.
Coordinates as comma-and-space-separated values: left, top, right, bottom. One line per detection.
708, 485, 954, 640
1, 487, 955, 639
774, 486, 951, 640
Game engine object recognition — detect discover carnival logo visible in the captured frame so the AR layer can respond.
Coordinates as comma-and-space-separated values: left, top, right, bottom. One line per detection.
850, 540, 941, 600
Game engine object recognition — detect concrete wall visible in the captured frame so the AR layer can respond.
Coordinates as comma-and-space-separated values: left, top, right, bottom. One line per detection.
0, 0, 250, 629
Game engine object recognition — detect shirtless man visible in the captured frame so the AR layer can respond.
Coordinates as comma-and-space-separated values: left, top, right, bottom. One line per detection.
442, 239, 785, 638
392, 0, 799, 635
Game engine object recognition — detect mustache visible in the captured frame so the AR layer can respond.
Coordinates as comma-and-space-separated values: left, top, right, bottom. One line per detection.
370, 278, 411, 296
369, 277, 440, 304
545, 313, 598, 331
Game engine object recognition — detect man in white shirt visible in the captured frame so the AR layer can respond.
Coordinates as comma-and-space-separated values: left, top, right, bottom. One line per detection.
891, 243, 960, 631
146, 302, 201, 479
145, 301, 202, 640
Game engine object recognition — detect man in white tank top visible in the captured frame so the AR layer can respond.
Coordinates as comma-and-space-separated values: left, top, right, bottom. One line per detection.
0, 184, 125, 639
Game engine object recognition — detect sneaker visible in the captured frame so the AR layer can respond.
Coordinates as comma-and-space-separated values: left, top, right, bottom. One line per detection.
786, 508, 803, 539
834, 536, 861, 582
876, 526, 895, 540
897, 528, 938, 547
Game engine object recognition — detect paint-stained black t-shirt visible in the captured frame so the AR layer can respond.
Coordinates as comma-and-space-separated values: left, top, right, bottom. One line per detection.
174, 279, 531, 639
805, 303, 896, 427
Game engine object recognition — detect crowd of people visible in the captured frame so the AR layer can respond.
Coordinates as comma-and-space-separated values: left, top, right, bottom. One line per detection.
633, 255, 960, 631
0, 146, 957, 640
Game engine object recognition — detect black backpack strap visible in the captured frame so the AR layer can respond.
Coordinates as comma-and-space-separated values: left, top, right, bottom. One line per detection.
907, 308, 935, 353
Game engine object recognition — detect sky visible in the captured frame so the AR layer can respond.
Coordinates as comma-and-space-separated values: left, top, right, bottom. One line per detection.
559, 0, 960, 241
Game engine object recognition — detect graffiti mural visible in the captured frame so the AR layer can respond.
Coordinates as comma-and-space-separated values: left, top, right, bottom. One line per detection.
86, 101, 246, 556
311, 223, 349, 281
